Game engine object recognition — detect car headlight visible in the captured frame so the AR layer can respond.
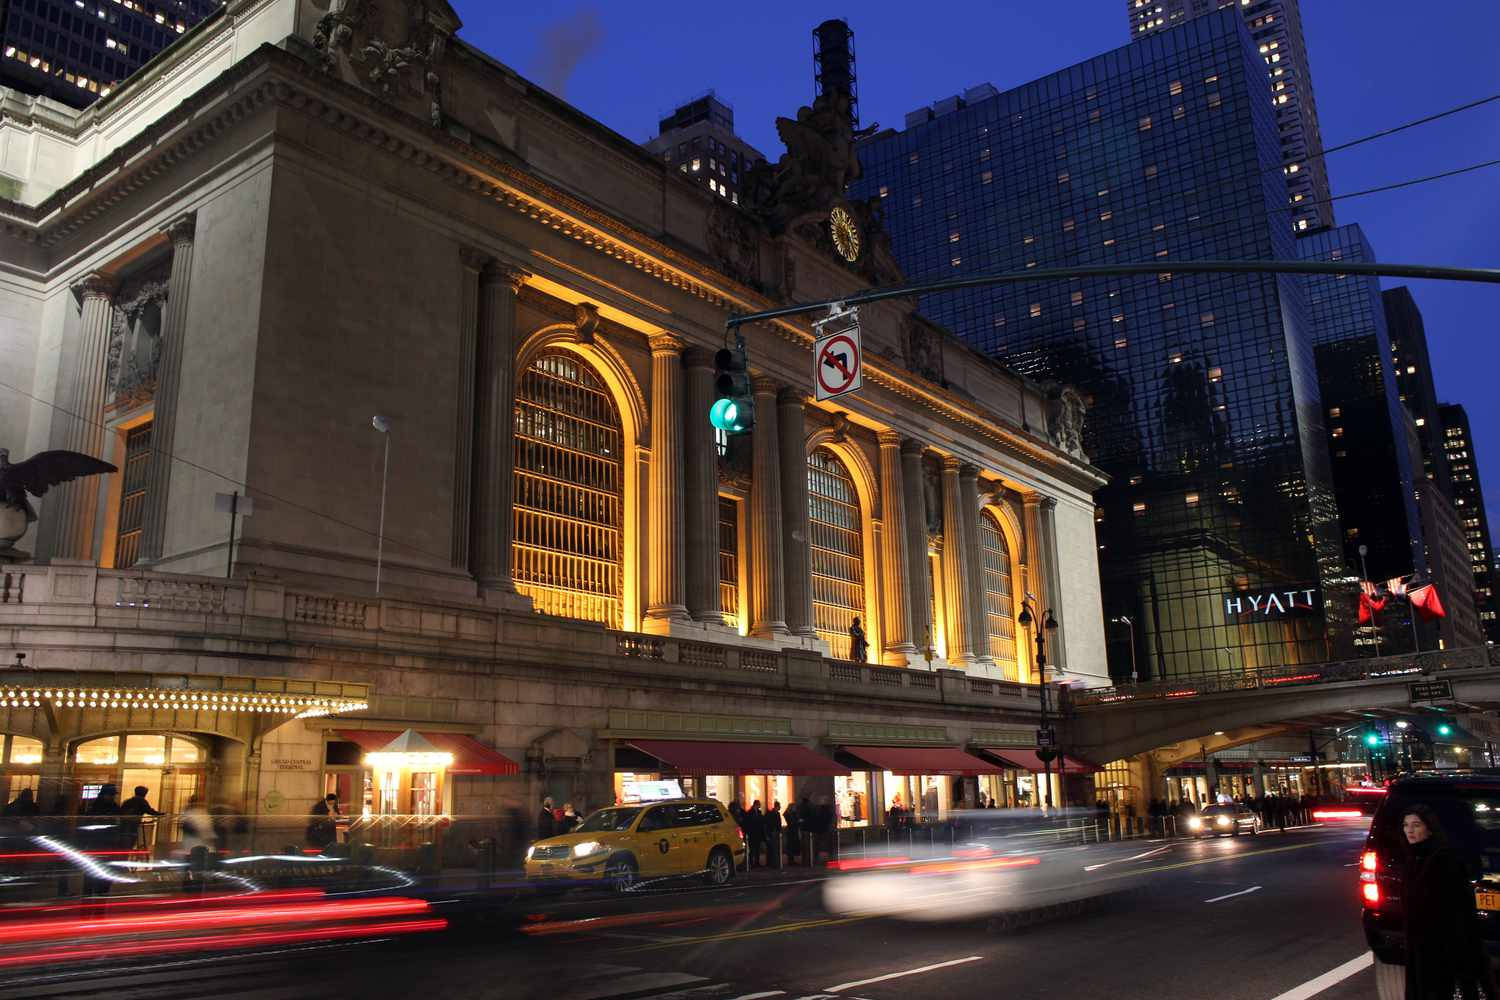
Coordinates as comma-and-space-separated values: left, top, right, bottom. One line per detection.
1187, 817, 1202, 829
525, 845, 535, 860
572, 841, 603, 858
1217, 816, 1231, 827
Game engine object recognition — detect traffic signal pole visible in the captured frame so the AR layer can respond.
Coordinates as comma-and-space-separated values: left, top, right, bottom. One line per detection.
724, 258, 1500, 331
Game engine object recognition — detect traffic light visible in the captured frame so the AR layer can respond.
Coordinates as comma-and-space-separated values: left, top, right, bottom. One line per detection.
1364, 732, 1381, 748
710, 335, 754, 434
1437, 724, 1453, 737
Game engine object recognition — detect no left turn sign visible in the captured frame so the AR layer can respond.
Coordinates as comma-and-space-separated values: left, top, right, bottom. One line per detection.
814, 327, 862, 401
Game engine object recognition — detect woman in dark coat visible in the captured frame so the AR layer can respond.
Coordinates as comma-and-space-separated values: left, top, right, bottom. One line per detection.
1400, 804, 1493, 1000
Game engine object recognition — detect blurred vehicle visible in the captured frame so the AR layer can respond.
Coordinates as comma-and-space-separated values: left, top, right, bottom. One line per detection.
524, 799, 744, 890
1186, 803, 1261, 838
1360, 774, 1500, 1000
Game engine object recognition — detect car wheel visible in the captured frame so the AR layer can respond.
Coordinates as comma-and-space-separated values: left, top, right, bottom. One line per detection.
605, 855, 638, 893
1372, 953, 1404, 1000
704, 847, 734, 887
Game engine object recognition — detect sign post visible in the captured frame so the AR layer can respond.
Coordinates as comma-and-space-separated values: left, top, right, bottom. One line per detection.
813, 305, 863, 402
1409, 679, 1454, 704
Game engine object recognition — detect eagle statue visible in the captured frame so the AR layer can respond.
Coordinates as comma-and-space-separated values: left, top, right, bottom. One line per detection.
0, 448, 117, 553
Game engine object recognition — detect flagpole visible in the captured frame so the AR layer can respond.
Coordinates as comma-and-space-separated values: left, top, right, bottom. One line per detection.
1359, 545, 1382, 658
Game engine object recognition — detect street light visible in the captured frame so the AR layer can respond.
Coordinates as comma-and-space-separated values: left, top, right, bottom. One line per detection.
1019, 596, 1061, 812
372, 415, 392, 595
1110, 615, 1138, 684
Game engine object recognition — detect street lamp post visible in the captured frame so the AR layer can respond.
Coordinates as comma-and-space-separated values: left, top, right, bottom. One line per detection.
372, 415, 392, 595
1110, 615, 1137, 684
1019, 597, 1060, 813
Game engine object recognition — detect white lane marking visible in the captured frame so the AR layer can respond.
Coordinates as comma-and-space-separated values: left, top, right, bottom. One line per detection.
1084, 845, 1171, 871
730, 993, 787, 1000
825, 956, 984, 993
1267, 953, 1374, 1000
1204, 885, 1262, 903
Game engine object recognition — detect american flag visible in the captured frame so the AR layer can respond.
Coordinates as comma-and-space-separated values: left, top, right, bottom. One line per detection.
1360, 580, 1380, 597
1386, 576, 1411, 597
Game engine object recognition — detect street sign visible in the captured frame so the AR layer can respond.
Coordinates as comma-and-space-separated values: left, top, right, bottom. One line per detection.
1036, 727, 1057, 748
1410, 679, 1454, 703
813, 306, 862, 402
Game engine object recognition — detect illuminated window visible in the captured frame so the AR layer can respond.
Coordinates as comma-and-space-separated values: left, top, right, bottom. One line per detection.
1174, 105, 1185, 120
1199, 312, 1215, 327
1144, 164, 1158, 179
75, 737, 120, 765
1208, 93, 1222, 108
7, 736, 42, 765
113, 421, 152, 569
1169, 80, 1182, 96
1138, 116, 1152, 131
718, 497, 739, 629
1070, 291, 1083, 306
949, 232, 960, 243
980, 170, 993, 184
878, 185, 888, 198
691, 158, 700, 171
1133, 502, 1148, 514
1029, 303, 1042, 318
1115, 337, 1128, 349
1208, 367, 1223, 382
1062, 218, 1075, 232
1057, 172, 1070, 184
513, 352, 624, 629
808, 449, 865, 660
1185, 493, 1200, 505
978, 513, 1017, 678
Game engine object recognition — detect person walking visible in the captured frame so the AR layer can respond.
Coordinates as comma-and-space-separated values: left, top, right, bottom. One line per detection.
119, 785, 163, 850
765, 801, 783, 869
1401, 804, 1494, 1000
178, 796, 215, 859
783, 800, 801, 865
2, 788, 39, 834
305, 793, 340, 850
81, 785, 123, 896
536, 796, 557, 840
559, 802, 582, 834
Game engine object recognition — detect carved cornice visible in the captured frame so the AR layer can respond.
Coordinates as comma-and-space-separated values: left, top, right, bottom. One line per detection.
648, 332, 685, 355
72, 271, 117, 302
161, 211, 197, 247
479, 259, 529, 294
878, 429, 902, 449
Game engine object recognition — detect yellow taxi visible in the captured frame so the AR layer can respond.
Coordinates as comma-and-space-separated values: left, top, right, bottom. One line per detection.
524, 799, 746, 890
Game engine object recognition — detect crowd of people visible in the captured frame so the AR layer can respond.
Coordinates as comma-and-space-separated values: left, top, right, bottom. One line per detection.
729, 796, 839, 867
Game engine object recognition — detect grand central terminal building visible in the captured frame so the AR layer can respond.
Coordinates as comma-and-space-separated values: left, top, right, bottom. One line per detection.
0, 0, 1108, 846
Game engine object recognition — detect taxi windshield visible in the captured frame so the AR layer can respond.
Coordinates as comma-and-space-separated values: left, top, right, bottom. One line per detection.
575, 807, 644, 833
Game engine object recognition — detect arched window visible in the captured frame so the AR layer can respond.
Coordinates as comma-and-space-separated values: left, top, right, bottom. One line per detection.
513, 352, 624, 629
807, 449, 865, 659
979, 512, 1018, 677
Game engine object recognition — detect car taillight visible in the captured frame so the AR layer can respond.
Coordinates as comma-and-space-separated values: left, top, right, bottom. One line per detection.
1362, 881, 1380, 906
1361, 851, 1378, 873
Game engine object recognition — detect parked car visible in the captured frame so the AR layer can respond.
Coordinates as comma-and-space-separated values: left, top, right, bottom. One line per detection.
525, 799, 745, 890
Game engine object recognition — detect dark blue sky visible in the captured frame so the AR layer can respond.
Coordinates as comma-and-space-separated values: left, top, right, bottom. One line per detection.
454, 1, 1500, 535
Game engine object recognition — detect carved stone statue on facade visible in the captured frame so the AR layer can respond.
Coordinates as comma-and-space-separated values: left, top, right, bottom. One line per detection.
1047, 385, 1089, 459
0, 448, 116, 558
312, 0, 457, 128
902, 315, 944, 385
705, 203, 761, 289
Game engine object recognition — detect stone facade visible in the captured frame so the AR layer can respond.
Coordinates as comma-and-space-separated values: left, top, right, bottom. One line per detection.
0, 0, 1107, 831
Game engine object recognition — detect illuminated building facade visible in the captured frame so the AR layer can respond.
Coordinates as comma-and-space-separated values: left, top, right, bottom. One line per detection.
0, 0, 220, 109
644, 93, 766, 205
852, 9, 1345, 682
1128, 0, 1333, 234
0, 0, 1109, 840
1441, 405, 1500, 644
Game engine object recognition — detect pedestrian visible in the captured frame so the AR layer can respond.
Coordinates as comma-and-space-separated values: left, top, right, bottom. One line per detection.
305, 792, 340, 850
178, 795, 214, 858
847, 617, 868, 663
798, 794, 815, 864
783, 801, 801, 864
81, 784, 122, 896
559, 802, 581, 834
815, 798, 835, 861
119, 785, 163, 850
745, 800, 765, 869
536, 796, 557, 840
1400, 804, 1494, 1000
766, 800, 783, 868
2, 788, 39, 834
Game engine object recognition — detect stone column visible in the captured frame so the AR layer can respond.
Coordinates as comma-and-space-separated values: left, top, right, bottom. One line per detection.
472, 261, 529, 598
682, 347, 721, 623
939, 457, 976, 665
749, 375, 788, 638
878, 432, 918, 663
52, 273, 118, 562
777, 388, 815, 637
645, 333, 690, 626
137, 214, 197, 565
900, 439, 933, 657
960, 465, 994, 669
1040, 496, 1068, 670
1023, 493, 1050, 682
450, 249, 486, 570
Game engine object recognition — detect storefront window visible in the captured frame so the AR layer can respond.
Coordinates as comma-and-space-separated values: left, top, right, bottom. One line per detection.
704, 775, 735, 807
835, 772, 870, 826
882, 772, 951, 821
1093, 759, 1136, 812
170, 740, 201, 764
410, 772, 437, 816
7, 736, 42, 765
376, 768, 400, 815
75, 737, 120, 765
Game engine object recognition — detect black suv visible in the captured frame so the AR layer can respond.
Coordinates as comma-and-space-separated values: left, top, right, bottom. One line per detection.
1361, 774, 1500, 1000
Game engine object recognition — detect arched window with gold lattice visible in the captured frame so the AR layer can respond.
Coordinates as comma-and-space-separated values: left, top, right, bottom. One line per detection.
512, 352, 624, 629
807, 449, 865, 659
979, 512, 1018, 678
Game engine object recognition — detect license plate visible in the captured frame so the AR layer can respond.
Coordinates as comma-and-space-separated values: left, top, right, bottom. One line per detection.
1476, 892, 1500, 911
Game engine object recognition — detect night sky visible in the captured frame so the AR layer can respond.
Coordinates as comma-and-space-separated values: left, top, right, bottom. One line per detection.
452, 1, 1500, 534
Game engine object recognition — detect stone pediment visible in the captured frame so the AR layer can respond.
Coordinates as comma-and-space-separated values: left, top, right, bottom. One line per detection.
311, 0, 462, 128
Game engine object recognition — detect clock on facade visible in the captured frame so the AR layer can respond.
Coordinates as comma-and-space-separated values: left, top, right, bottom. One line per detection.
829, 205, 861, 262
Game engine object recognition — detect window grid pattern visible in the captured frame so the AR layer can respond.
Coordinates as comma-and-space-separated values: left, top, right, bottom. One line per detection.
718, 497, 739, 629
113, 421, 152, 569
807, 450, 864, 660
513, 353, 623, 629
979, 513, 1018, 678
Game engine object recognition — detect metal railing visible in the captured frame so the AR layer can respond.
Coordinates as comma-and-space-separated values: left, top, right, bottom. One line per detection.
1070, 646, 1498, 708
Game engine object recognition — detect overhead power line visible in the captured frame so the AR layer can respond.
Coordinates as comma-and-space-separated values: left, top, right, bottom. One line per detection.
1316, 94, 1500, 160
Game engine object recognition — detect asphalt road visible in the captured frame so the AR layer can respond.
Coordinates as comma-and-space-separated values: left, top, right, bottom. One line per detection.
0, 824, 1383, 1000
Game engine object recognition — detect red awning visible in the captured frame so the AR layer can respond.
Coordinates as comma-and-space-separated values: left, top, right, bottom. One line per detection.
628, 740, 848, 776
842, 745, 1005, 776
990, 748, 1097, 775
336, 730, 519, 776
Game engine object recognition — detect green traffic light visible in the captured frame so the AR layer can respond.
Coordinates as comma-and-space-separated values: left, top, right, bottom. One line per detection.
710, 397, 746, 433
1438, 724, 1452, 737
1364, 733, 1380, 747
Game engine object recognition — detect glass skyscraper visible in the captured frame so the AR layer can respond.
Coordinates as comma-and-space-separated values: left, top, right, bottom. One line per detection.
853, 9, 1347, 681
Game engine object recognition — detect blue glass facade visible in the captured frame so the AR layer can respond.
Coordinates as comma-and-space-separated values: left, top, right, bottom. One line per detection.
1296, 225, 1425, 591
852, 9, 1347, 680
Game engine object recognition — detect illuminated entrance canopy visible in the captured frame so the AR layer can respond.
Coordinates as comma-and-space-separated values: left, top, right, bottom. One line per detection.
0, 670, 370, 718
1222, 588, 1320, 620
